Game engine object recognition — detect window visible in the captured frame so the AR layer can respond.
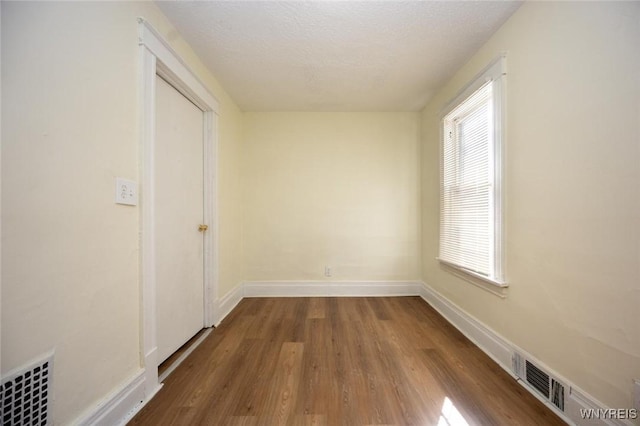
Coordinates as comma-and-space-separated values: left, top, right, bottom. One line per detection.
439, 56, 505, 286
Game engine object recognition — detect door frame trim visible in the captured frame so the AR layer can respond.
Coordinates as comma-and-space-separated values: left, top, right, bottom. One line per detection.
138, 18, 219, 396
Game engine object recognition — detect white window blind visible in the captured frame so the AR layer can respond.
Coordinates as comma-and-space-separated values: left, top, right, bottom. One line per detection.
439, 56, 505, 285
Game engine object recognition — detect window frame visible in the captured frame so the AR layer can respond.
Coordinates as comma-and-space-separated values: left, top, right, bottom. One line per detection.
438, 55, 507, 287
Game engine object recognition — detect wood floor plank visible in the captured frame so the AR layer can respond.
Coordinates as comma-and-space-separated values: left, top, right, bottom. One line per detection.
294, 414, 328, 425
185, 338, 263, 423
243, 297, 277, 339
295, 318, 330, 416
290, 298, 309, 342
344, 319, 396, 425
221, 416, 258, 426
231, 338, 284, 416
129, 296, 566, 426
264, 342, 304, 425
376, 318, 446, 422
366, 297, 391, 320
421, 348, 498, 426
366, 321, 440, 425
307, 298, 326, 319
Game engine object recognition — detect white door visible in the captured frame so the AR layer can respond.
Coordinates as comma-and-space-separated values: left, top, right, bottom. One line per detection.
155, 76, 205, 364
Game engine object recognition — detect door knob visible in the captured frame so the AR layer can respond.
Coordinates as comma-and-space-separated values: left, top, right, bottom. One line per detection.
198, 224, 208, 232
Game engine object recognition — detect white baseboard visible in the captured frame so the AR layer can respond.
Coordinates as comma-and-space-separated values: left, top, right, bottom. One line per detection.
243, 280, 422, 297
76, 370, 146, 426
418, 281, 636, 426
216, 284, 244, 326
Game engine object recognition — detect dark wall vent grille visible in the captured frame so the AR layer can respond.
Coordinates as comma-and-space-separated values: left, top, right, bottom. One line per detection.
551, 380, 565, 411
513, 353, 566, 413
525, 360, 550, 398
1, 354, 53, 426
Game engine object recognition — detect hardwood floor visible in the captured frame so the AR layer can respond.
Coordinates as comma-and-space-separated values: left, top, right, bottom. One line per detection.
129, 297, 565, 425
158, 328, 209, 378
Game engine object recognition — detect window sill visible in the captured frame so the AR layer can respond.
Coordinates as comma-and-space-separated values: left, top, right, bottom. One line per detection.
436, 258, 509, 298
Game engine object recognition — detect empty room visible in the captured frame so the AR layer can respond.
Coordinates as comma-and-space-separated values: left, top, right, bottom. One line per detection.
2, 1, 639, 425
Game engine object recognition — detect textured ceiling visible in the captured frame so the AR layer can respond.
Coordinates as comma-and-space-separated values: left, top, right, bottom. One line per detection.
156, 1, 522, 112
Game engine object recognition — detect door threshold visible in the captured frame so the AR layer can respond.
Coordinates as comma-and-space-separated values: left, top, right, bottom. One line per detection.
158, 327, 213, 383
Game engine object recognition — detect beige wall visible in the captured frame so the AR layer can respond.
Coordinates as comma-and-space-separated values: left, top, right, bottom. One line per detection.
1, 2, 243, 424
421, 1, 640, 411
243, 112, 420, 282
216, 76, 244, 299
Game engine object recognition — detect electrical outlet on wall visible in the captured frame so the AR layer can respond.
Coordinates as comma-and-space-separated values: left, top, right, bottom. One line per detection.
115, 178, 138, 206
324, 266, 332, 277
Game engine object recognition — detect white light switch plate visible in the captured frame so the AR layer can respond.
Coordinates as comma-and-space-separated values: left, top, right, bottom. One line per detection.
115, 178, 138, 206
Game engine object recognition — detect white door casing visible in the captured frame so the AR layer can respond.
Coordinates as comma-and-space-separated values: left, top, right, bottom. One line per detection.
138, 18, 219, 398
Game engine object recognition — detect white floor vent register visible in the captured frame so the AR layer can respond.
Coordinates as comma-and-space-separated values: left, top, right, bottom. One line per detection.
513, 352, 565, 412
1, 354, 53, 426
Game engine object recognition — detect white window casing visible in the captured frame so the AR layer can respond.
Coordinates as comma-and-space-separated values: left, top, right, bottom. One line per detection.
438, 55, 506, 287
